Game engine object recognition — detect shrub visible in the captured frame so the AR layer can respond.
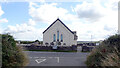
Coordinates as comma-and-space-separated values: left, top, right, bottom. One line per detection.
101, 47, 120, 67
2, 34, 28, 68
20, 41, 34, 44
86, 34, 120, 67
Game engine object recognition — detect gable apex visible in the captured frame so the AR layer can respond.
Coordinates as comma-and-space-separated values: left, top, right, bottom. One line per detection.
43, 18, 74, 34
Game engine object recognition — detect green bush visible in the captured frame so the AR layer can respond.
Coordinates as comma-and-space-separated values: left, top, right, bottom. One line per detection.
86, 34, 120, 68
2, 34, 28, 68
19, 41, 34, 44
18, 40, 43, 45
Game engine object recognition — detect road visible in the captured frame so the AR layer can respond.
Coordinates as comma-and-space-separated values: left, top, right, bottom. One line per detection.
24, 46, 89, 67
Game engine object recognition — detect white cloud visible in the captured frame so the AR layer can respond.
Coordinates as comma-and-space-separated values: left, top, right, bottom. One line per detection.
29, 2, 69, 24
4, 18, 44, 41
13, 28, 44, 41
4, 19, 37, 34
5, 25, 44, 41
0, 6, 4, 16
28, 19, 36, 26
74, 1, 104, 22
0, 5, 8, 34
0, 6, 8, 23
104, 0, 118, 10
0, 18, 8, 23
68, 0, 118, 41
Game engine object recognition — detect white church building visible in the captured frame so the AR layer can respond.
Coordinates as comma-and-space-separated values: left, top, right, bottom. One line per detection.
43, 18, 78, 46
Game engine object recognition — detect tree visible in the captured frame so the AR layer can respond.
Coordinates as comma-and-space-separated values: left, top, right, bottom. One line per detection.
34, 40, 39, 42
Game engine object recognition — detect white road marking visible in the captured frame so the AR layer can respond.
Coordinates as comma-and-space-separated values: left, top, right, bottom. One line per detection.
33, 57, 60, 63
35, 59, 46, 64
55, 57, 59, 63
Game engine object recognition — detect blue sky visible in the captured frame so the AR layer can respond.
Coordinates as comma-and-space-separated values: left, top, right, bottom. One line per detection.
0, 0, 118, 41
1, 2, 29, 27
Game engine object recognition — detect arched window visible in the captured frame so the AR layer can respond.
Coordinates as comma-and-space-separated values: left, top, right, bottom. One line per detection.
57, 31, 59, 41
53, 34, 56, 42
61, 34, 63, 42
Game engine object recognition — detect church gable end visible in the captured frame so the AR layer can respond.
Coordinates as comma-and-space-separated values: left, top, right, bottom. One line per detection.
43, 18, 74, 34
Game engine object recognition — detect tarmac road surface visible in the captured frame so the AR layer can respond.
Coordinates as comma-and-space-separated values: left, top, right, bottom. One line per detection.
25, 47, 89, 67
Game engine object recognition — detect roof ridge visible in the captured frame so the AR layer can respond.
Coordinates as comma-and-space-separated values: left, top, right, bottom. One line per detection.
43, 18, 74, 34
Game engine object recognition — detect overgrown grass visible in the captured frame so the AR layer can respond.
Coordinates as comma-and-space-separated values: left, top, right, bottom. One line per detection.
2, 34, 28, 68
86, 34, 120, 68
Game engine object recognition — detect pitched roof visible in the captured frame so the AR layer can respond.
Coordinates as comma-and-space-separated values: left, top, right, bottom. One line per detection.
43, 18, 74, 34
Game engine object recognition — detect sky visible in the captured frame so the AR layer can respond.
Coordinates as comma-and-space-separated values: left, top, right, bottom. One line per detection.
0, 0, 119, 41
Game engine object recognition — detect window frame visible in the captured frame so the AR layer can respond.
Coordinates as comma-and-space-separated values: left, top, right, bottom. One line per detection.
61, 34, 63, 42
57, 31, 59, 41
53, 34, 56, 42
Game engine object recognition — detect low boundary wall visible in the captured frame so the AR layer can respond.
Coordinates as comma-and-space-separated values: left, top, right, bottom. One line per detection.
22, 45, 77, 51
